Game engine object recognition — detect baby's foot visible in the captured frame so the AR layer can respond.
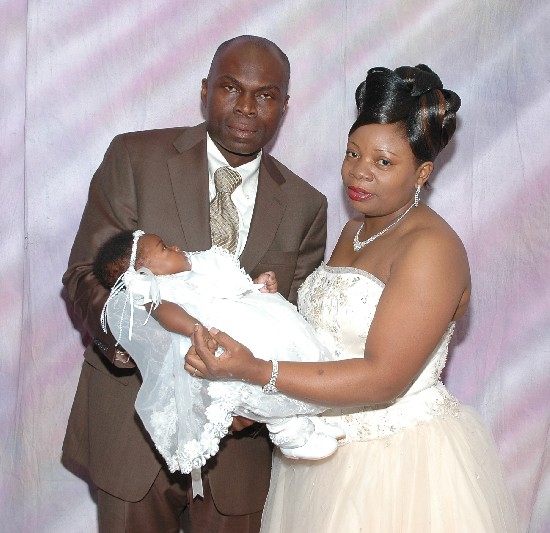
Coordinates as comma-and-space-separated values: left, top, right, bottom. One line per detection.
311, 417, 346, 440
279, 432, 338, 460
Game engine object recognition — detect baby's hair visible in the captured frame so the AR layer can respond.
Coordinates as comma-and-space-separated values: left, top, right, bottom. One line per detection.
94, 230, 144, 289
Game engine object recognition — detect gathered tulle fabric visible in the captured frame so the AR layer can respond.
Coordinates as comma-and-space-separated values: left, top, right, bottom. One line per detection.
106, 247, 331, 474
259, 263, 519, 532
262, 407, 519, 533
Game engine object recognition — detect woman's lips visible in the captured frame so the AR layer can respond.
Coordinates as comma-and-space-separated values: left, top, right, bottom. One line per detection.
347, 186, 373, 201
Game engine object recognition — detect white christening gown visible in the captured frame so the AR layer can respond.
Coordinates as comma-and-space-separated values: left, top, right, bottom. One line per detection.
106, 247, 330, 475
260, 264, 519, 533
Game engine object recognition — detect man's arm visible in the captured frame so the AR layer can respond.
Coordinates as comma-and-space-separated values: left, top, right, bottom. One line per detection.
63, 135, 138, 366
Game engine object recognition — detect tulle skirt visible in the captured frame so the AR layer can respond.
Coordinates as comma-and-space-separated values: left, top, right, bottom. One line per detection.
261, 405, 519, 533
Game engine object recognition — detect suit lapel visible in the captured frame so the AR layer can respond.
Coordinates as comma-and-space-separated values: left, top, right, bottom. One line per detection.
168, 126, 288, 267
167, 124, 212, 251
240, 155, 287, 272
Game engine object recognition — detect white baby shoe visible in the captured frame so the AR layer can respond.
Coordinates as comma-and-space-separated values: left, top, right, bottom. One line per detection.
279, 432, 338, 460
311, 417, 346, 440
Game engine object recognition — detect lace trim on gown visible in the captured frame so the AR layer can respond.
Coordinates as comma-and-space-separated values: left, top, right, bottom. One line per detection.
107, 247, 331, 474
260, 262, 520, 533
298, 263, 459, 442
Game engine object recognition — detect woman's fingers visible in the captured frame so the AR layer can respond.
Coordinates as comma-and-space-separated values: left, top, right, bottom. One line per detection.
185, 330, 209, 371
188, 325, 253, 381
191, 324, 213, 353
183, 358, 205, 378
187, 325, 226, 379
208, 329, 234, 353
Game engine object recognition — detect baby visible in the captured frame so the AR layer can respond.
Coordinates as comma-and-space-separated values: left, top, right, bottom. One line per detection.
95, 230, 344, 475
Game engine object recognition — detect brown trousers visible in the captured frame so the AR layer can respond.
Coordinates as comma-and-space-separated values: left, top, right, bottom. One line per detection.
97, 466, 262, 533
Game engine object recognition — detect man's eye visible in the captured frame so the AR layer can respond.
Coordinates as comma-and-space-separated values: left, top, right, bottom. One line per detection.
224, 85, 237, 92
259, 93, 273, 100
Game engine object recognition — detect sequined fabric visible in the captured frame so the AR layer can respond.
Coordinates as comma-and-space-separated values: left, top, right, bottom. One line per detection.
261, 263, 519, 532
298, 263, 458, 443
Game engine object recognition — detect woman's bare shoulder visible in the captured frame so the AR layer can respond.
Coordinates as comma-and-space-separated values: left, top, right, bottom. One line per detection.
395, 207, 470, 284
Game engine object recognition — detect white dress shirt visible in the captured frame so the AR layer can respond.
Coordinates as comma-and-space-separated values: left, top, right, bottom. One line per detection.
206, 133, 260, 257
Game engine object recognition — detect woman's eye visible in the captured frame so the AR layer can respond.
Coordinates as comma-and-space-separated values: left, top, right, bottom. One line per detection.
377, 158, 391, 166
345, 150, 358, 158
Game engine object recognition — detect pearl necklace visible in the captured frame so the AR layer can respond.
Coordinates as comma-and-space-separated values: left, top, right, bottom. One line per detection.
353, 202, 417, 252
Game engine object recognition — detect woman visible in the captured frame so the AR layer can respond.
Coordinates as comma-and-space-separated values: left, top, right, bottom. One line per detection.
186, 65, 519, 532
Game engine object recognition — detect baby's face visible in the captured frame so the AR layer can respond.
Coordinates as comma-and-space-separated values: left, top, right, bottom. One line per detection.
138, 234, 191, 275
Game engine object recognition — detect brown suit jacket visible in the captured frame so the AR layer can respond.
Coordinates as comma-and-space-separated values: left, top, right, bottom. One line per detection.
62, 123, 327, 514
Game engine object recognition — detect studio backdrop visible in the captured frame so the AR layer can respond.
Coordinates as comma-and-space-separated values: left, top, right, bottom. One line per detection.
2, 1, 549, 531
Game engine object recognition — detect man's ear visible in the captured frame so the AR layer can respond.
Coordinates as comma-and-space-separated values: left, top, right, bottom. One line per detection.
281, 95, 289, 116
201, 78, 208, 107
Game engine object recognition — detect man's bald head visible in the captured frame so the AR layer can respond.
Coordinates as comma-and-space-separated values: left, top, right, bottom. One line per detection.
208, 35, 290, 92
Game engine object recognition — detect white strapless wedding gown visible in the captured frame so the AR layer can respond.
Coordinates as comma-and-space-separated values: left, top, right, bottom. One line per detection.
261, 264, 519, 533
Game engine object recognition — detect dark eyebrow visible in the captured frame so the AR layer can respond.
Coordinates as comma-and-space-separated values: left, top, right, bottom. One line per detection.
257, 84, 282, 93
220, 75, 240, 85
221, 74, 282, 93
347, 140, 398, 157
375, 147, 398, 156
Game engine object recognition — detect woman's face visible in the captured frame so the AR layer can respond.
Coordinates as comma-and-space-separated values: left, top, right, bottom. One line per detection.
341, 123, 431, 218
137, 234, 191, 275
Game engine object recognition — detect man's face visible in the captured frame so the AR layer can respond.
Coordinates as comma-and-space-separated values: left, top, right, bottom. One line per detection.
202, 42, 289, 168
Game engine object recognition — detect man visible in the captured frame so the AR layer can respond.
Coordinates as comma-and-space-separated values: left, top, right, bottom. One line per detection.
62, 35, 327, 532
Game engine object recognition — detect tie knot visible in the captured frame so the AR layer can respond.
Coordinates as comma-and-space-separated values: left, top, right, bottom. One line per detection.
214, 167, 242, 195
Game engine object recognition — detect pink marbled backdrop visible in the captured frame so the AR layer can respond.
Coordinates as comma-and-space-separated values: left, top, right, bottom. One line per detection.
1, 1, 549, 531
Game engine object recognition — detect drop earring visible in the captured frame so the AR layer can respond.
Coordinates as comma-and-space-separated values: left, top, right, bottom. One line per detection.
414, 185, 421, 207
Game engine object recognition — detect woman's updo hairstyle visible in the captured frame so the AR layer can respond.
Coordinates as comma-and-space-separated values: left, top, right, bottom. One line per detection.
350, 64, 461, 163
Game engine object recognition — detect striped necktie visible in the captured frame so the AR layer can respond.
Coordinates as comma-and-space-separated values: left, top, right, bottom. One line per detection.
209, 166, 242, 254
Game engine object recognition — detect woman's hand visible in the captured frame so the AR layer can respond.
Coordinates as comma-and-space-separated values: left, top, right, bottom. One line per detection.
184, 324, 267, 384
201, 327, 219, 353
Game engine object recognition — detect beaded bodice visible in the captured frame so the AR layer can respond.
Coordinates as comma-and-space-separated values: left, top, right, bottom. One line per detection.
298, 263, 458, 442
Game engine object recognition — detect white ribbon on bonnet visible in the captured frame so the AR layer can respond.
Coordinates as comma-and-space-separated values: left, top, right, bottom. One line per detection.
97, 229, 206, 497
100, 229, 162, 343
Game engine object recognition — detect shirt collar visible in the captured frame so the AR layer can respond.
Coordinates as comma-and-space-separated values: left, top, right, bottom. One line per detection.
206, 133, 262, 184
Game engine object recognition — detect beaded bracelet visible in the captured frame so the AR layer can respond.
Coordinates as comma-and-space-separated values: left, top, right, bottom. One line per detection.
262, 359, 279, 394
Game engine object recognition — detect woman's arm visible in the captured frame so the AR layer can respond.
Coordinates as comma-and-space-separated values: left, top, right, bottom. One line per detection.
187, 230, 470, 407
